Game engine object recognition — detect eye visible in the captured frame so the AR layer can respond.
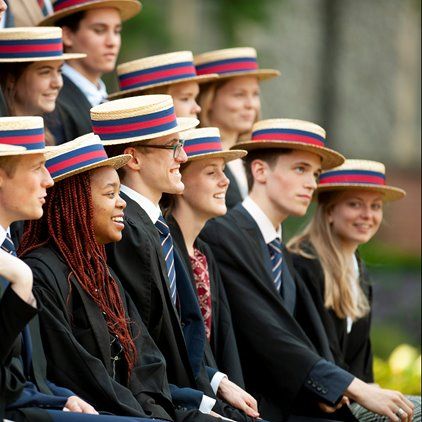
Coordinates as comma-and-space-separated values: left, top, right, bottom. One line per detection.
106, 192, 116, 198
348, 201, 360, 208
372, 203, 383, 211
294, 166, 305, 174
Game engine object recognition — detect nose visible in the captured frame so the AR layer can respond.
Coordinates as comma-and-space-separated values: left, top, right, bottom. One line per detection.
106, 29, 120, 48
43, 167, 54, 189
176, 146, 188, 164
219, 172, 230, 187
360, 204, 372, 219
305, 174, 318, 191
193, 100, 201, 116
52, 72, 63, 90
117, 194, 126, 210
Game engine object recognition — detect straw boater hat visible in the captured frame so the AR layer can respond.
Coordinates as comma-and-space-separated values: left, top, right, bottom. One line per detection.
0, 116, 57, 154
180, 127, 247, 163
194, 47, 280, 81
234, 118, 345, 169
46, 133, 131, 182
109, 51, 219, 100
0, 27, 86, 62
0, 144, 27, 157
90, 94, 199, 146
316, 159, 406, 202
38, 0, 141, 26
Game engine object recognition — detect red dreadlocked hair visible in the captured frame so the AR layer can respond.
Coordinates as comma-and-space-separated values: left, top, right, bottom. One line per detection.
19, 171, 138, 380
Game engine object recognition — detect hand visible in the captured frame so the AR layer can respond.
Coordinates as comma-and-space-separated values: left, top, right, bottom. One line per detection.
0, 250, 35, 305
346, 378, 414, 421
63, 396, 99, 414
318, 396, 349, 413
217, 377, 260, 418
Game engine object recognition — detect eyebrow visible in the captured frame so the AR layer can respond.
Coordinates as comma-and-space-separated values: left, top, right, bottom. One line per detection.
104, 182, 119, 189
164, 138, 180, 146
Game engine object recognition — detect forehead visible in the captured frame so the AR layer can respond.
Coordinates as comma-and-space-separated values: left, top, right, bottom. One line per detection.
29, 60, 64, 70
276, 149, 322, 169
220, 76, 259, 91
149, 133, 180, 145
169, 81, 200, 95
185, 156, 225, 172
338, 189, 384, 202
80, 7, 122, 25
90, 165, 119, 186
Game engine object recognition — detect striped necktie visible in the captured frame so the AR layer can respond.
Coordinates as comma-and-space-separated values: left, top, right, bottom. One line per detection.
1, 232, 16, 256
37, 0, 49, 16
268, 238, 283, 292
155, 215, 177, 305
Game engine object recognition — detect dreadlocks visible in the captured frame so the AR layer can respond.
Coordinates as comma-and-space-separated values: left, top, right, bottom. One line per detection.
19, 171, 137, 379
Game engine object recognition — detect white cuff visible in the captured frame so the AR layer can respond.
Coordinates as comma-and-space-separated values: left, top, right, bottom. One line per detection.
199, 394, 216, 413
211, 371, 227, 395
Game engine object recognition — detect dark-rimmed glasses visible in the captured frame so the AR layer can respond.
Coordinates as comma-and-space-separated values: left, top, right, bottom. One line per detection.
141, 139, 185, 159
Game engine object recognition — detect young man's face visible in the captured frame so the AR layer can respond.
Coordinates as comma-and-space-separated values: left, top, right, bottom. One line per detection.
264, 150, 322, 217
62, 8, 122, 78
0, 154, 53, 227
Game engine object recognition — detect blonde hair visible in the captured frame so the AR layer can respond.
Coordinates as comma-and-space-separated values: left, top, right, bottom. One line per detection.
197, 79, 261, 140
288, 191, 370, 320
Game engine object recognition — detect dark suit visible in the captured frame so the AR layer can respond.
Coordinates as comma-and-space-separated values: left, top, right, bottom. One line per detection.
292, 248, 374, 382
201, 204, 356, 421
168, 215, 245, 388
0, 89, 8, 117
224, 167, 243, 209
24, 245, 216, 422
45, 74, 93, 144
106, 192, 259, 421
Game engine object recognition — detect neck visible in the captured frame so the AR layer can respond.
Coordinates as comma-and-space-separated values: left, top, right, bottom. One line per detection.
340, 239, 359, 257
217, 127, 239, 150
122, 175, 162, 206
249, 189, 286, 230
0, 213, 12, 232
172, 202, 207, 256
67, 60, 102, 86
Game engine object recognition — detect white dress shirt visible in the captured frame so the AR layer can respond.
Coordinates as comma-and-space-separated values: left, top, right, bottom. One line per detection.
0, 224, 7, 246
346, 255, 360, 334
62, 63, 108, 107
120, 184, 221, 413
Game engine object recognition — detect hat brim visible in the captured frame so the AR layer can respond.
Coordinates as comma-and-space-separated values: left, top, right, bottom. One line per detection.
209, 68, 281, 81
233, 140, 345, 170
108, 74, 219, 100
187, 149, 247, 163
53, 153, 131, 182
0, 145, 27, 156
314, 183, 406, 202
0, 52, 86, 63
100, 117, 199, 146
38, 0, 141, 26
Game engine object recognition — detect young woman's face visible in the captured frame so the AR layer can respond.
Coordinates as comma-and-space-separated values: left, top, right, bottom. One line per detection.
209, 76, 260, 135
0, 0, 7, 23
168, 81, 201, 118
13, 60, 64, 115
327, 190, 384, 248
179, 157, 229, 220
90, 166, 126, 245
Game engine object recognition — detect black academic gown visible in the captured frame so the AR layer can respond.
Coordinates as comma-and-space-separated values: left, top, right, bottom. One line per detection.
0, 89, 8, 117
24, 245, 218, 422
167, 215, 245, 388
201, 204, 356, 422
291, 248, 374, 383
224, 167, 243, 209
106, 193, 259, 422
45, 74, 93, 144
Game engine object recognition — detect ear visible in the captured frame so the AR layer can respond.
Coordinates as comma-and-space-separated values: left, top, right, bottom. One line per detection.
251, 159, 269, 186
61, 26, 74, 49
123, 147, 142, 171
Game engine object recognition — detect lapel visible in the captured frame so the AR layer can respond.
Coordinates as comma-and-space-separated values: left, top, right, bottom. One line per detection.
224, 167, 243, 208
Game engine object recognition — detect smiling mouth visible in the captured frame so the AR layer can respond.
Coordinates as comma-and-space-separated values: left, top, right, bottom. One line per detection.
213, 193, 226, 200
112, 216, 124, 223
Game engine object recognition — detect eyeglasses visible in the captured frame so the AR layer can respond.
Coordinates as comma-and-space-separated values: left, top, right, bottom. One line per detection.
141, 139, 185, 159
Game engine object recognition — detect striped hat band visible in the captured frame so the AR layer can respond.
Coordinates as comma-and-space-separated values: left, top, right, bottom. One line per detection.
119, 61, 197, 91
252, 128, 326, 147
196, 56, 258, 76
319, 169, 386, 186
0, 127, 45, 150
53, 0, 102, 11
0, 37, 63, 60
92, 104, 178, 142
47, 141, 107, 179
184, 135, 223, 156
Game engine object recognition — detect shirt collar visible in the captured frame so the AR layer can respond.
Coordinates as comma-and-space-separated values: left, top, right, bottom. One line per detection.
120, 184, 161, 224
242, 196, 282, 244
62, 63, 108, 106
0, 225, 7, 246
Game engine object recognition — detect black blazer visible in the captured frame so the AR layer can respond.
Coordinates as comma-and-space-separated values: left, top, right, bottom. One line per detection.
168, 215, 245, 388
201, 205, 353, 421
292, 249, 374, 383
45, 75, 93, 144
224, 167, 243, 209
24, 245, 176, 420
0, 89, 8, 117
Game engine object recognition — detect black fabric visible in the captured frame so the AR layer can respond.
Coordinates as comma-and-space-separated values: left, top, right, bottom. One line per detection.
0, 88, 8, 117
167, 215, 245, 388
44, 74, 93, 144
200, 204, 354, 421
291, 248, 374, 383
224, 167, 243, 209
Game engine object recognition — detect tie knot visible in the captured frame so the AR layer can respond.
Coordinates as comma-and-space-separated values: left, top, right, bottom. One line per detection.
268, 237, 282, 254
1, 233, 17, 256
155, 215, 170, 236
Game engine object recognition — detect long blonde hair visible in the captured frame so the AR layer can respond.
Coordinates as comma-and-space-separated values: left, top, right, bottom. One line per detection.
288, 191, 370, 320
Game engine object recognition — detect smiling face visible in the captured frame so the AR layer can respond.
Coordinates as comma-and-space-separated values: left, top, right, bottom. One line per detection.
168, 81, 201, 118
62, 8, 122, 81
327, 190, 383, 249
90, 166, 126, 245
12, 60, 64, 116
0, 153, 54, 228
179, 157, 229, 220
0, 0, 7, 22
209, 76, 260, 136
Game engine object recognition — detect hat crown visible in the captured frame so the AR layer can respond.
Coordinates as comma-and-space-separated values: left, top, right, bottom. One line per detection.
194, 47, 257, 65
325, 159, 385, 174
180, 127, 223, 157
0, 116, 46, 151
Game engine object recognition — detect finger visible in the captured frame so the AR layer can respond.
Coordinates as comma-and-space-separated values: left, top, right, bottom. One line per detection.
244, 396, 259, 412
66, 400, 83, 413
80, 402, 98, 415
239, 401, 260, 417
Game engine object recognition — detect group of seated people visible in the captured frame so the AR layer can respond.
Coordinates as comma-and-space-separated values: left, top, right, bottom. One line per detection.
0, 0, 420, 421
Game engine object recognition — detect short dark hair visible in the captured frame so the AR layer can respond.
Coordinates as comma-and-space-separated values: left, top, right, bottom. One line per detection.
56, 11, 86, 33
0, 156, 21, 178
244, 148, 292, 191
